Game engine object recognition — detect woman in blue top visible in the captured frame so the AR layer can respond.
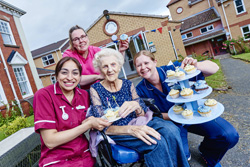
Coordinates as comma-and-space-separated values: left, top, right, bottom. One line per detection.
88, 48, 189, 167
134, 50, 239, 167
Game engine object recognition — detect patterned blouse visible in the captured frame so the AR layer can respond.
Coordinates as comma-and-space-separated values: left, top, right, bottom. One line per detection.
89, 79, 147, 126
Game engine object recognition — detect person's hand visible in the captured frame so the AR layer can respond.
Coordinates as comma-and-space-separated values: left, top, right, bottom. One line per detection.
180, 57, 197, 69
83, 116, 111, 131
98, 73, 105, 80
119, 101, 140, 118
118, 39, 129, 54
129, 125, 161, 145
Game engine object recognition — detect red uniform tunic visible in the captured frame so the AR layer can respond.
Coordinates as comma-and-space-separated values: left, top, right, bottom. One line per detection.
34, 82, 95, 167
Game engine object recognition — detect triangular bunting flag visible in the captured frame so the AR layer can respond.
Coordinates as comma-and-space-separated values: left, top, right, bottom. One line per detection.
157, 27, 163, 34
151, 29, 156, 32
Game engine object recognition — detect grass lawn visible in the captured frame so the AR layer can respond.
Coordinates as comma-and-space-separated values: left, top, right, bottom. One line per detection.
232, 53, 250, 61
205, 59, 228, 89
0, 115, 34, 141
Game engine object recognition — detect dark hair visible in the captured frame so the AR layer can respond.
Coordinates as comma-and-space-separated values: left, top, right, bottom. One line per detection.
133, 50, 155, 66
55, 57, 82, 78
69, 25, 87, 52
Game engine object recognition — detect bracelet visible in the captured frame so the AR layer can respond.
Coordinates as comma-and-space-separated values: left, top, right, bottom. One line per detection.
136, 108, 143, 116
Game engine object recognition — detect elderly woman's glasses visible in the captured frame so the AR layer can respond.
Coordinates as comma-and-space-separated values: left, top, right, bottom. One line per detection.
72, 34, 87, 43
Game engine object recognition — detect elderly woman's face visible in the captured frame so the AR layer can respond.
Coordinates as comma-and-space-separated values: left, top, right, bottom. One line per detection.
100, 55, 120, 82
57, 60, 81, 94
71, 29, 90, 54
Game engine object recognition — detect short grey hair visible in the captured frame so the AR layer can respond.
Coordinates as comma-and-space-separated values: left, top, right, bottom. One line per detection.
93, 48, 124, 71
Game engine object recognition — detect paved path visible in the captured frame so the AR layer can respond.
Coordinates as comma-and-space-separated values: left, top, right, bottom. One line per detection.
188, 57, 250, 167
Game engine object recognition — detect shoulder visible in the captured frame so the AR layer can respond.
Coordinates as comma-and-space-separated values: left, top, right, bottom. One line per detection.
88, 46, 101, 54
34, 85, 54, 99
62, 49, 74, 57
76, 87, 88, 96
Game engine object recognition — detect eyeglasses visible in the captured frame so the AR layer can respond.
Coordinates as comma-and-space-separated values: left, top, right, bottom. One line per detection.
72, 34, 87, 43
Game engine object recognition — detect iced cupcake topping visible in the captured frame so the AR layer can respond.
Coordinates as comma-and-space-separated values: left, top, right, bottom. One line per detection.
205, 99, 217, 105
180, 88, 193, 95
167, 70, 175, 76
175, 71, 185, 77
173, 105, 183, 110
169, 89, 179, 95
184, 64, 196, 71
120, 34, 128, 41
198, 105, 211, 113
194, 80, 208, 89
182, 109, 193, 115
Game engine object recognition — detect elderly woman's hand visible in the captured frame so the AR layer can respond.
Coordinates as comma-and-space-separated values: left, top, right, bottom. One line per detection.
119, 101, 141, 118
180, 57, 197, 69
128, 125, 161, 145
83, 116, 112, 131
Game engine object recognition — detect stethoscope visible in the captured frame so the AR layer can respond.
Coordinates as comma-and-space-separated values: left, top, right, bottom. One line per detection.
59, 106, 69, 120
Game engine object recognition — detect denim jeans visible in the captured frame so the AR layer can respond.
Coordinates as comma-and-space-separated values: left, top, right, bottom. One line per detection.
176, 117, 239, 166
110, 117, 189, 167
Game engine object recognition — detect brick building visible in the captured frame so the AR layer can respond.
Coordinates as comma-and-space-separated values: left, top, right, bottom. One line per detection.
0, 1, 40, 116
33, 10, 186, 79
167, 0, 250, 57
86, 10, 186, 78
31, 38, 69, 87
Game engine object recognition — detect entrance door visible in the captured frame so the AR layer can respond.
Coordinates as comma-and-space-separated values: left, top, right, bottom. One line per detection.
211, 35, 227, 56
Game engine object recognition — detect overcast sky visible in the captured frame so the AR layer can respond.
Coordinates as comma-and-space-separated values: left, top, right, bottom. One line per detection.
7, 0, 171, 51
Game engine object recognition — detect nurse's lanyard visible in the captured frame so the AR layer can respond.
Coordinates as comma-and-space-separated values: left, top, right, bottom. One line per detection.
59, 106, 69, 120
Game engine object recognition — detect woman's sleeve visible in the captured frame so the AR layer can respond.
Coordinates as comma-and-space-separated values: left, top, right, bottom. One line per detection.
88, 87, 105, 118
130, 83, 147, 112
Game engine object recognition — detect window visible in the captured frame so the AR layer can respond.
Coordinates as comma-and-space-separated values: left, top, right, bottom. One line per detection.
241, 25, 250, 40
234, 0, 246, 14
13, 66, 33, 98
0, 20, 16, 45
200, 25, 214, 34
50, 76, 56, 84
42, 54, 55, 67
0, 80, 7, 104
181, 32, 193, 39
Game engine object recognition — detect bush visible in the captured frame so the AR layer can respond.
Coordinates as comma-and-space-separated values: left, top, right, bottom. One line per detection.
0, 116, 30, 137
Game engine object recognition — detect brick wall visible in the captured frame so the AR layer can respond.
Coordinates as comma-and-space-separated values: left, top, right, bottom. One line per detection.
0, 11, 37, 115
87, 14, 185, 66
169, 0, 209, 20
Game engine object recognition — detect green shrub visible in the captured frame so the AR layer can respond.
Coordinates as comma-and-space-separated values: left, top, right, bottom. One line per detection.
0, 116, 30, 137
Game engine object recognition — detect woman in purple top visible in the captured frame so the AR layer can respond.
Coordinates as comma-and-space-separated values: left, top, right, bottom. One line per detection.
63, 25, 129, 89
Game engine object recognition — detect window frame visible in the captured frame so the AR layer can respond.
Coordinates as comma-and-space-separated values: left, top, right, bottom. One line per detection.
234, 0, 246, 15
50, 75, 56, 84
0, 19, 16, 45
0, 80, 8, 105
200, 25, 214, 34
12, 65, 33, 98
240, 25, 250, 41
41, 54, 55, 67
181, 32, 193, 39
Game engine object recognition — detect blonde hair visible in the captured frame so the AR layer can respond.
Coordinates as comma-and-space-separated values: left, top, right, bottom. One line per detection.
133, 50, 155, 66
93, 48, 124, 71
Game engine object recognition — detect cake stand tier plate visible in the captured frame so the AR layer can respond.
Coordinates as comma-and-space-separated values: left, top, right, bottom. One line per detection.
168, 99, 224, 125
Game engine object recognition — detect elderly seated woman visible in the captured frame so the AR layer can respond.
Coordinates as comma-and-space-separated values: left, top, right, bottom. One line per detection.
88, 48, 189, 167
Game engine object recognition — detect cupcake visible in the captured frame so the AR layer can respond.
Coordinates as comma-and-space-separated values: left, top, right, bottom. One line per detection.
104, 109, 118, 121
173, 104, 184, 114
167, 70, 176, 80
169, 89, 180, 99
184, 64, 197, 75
194, 80, 209, 93
182, 109, 193, 119
180, 88, 193, 99
204, 99, 217, 109
198, 105, 212, 117
120, 34, 128, 41
175, 71, 185, 80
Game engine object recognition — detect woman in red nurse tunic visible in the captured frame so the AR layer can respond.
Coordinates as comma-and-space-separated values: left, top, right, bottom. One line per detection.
34, 57, 111, 167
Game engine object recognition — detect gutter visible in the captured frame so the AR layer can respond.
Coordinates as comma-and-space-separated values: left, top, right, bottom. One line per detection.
0, 48, 24, 116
